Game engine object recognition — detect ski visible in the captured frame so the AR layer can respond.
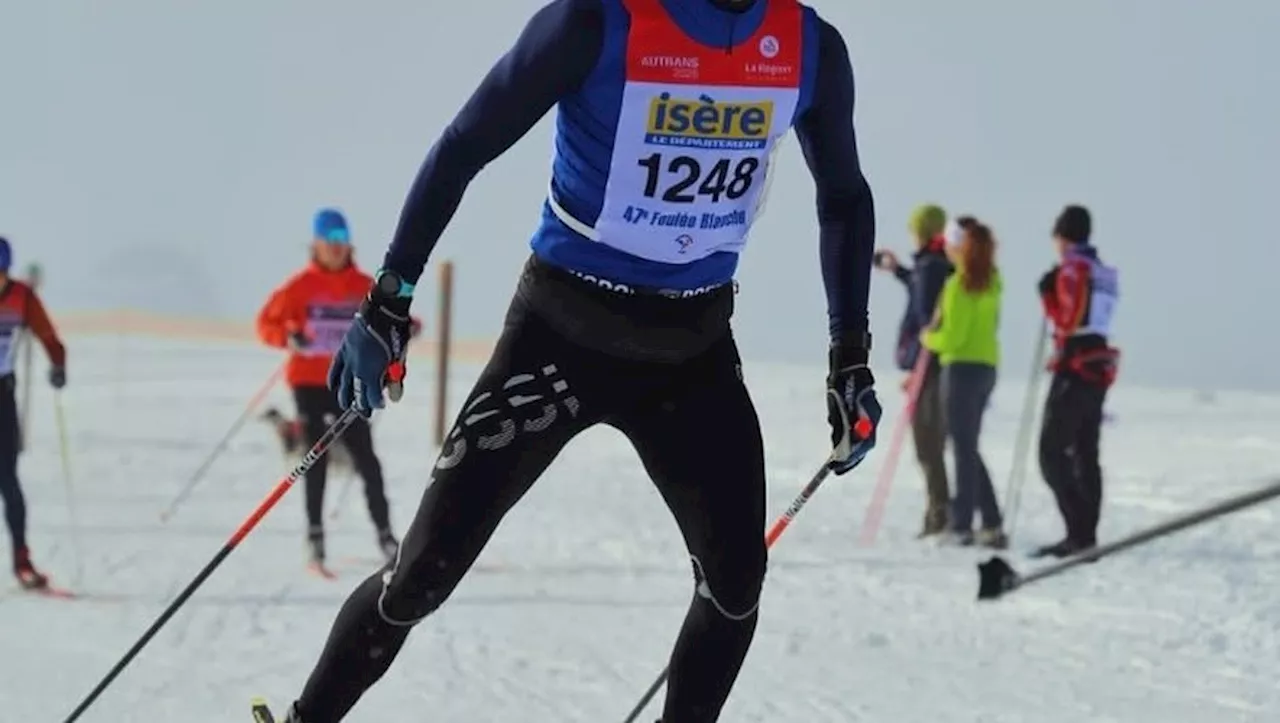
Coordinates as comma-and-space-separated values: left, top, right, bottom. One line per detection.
307, 562, 338, 580
32, 585, 78, 600
7, 581, 79, 600
250, 696, 276, 722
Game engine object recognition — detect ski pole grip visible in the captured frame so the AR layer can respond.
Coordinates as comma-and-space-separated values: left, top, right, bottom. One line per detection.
385, 360, 406, 403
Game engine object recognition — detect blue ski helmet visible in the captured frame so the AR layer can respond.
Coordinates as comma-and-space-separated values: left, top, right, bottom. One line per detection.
0, 236, 10, 272
313, 208, 350, 244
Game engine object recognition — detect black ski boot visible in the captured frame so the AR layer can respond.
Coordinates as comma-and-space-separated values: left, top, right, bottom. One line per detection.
306, 526, 334, 578
251, 698, 304, 722
1031, 537, 1096, 559
13, 547, 49, 590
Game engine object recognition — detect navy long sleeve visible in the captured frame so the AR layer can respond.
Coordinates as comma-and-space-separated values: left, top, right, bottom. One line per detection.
911, 259, 950, 330
381, 1, 875, 347
795, 19, 876, 343
381, 0, 603, 285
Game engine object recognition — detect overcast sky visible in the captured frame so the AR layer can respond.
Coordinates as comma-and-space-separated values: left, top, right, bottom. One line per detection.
3, 0, 1277, 391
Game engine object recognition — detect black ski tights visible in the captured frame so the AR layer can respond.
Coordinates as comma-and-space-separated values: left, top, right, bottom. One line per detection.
0, 376, 27, 560
292, 385, 391, 534
295, 309, 766, 723
1039, 372, 1108, 544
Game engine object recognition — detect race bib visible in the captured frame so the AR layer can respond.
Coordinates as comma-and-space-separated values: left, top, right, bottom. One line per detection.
1085, 261, 1119, 336
583, 0, 803, 264
0, 317, 20, 376
305, 304, 358, 355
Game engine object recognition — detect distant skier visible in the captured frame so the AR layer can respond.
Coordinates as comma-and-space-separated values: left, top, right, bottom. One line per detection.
261, 1, 881, 721
1033, 205, 1120, 558
255, 209, 417, 576
0, 236, 67, 590
873, 203, 953, 537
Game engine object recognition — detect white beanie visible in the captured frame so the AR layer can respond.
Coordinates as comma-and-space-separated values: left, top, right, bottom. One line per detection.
944, 219, 965, 248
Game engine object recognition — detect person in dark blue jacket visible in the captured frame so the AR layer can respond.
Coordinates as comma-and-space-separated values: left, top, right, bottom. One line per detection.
264, 1, 882, 722
873, 204, 954, 536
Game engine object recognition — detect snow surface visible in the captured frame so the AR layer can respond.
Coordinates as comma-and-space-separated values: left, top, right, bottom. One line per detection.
4, 334, 1279, 722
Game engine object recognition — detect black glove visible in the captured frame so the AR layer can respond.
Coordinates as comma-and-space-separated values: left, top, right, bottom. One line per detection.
825, 334, 882, 475
287, 330, 310, 351
1038, 267, 1059, 296
49, 366, 66, 389
327, 283, 413, 418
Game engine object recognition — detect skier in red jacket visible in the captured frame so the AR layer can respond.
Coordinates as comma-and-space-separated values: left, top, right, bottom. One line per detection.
256, 209, 420, 576
1034, 205, 1120, 558
0, 236, 67, 589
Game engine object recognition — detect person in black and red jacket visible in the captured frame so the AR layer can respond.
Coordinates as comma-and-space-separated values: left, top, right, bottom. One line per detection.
1033, 205, 1120, 558
873, 204, 954, 537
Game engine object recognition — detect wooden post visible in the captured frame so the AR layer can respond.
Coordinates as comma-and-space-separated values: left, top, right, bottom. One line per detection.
18, 263, 41, 451
433, 261, 454, 446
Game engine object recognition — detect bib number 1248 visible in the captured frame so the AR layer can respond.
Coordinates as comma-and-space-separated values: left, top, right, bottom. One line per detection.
637, 153, 759, 204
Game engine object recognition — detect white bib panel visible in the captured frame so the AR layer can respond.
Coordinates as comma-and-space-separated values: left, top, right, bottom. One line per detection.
590, 82, 799, 264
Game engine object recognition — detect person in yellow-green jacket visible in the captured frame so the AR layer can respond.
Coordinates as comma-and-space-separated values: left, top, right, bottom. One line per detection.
921, 217, 1007, 549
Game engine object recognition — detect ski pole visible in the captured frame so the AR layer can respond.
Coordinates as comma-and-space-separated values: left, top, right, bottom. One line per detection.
978, 476, 1280, 601
53, 391, 85, 587
158, 362, 285, 522
328, 472, 356, 521
328, 417, 374, 521
17, 263, 42, 452
857, 349, 932, 546
622, 455, 837, 723
1003, 321, 1050, 542
60, 406, 362, 723
15, 333, 32, 453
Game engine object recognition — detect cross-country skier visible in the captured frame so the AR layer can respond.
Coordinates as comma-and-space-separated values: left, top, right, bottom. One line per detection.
1033, 204, 1120, 558
0, 236, 67, 590
255, 209, 419, 576
268, 1, 881, 721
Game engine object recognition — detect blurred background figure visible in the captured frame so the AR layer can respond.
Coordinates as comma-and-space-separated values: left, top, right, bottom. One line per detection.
873, 204, 953, 537
922, 218, 1006, 548
1034, 205, 1120, 558
255, 209, 412, 577
0, 236, 68, 589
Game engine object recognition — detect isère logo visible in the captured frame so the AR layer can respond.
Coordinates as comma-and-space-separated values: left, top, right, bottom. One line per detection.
644, 93, 774, 150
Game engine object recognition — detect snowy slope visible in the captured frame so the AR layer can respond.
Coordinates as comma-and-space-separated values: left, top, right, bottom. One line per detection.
4, 335, 1278, 722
